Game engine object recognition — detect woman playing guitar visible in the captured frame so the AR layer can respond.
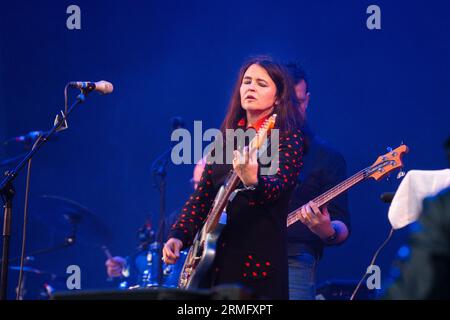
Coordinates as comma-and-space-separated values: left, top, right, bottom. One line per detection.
163, 57, 304, 299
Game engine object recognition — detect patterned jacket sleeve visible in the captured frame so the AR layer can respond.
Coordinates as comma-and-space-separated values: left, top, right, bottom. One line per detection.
168, 164, 216, 248
249, 128, 304, 205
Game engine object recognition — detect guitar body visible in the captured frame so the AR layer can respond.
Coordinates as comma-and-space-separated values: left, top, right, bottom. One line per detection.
178, 216, 225, 289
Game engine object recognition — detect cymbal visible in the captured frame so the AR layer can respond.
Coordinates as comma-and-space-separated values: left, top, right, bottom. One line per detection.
31, 195, 112, 246
10, 266, 43, 273
9, 265, 66, 282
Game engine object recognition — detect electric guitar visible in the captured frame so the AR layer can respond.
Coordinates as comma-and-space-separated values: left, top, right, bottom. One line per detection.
178, 114, 277, 289
287, 144, 409, 227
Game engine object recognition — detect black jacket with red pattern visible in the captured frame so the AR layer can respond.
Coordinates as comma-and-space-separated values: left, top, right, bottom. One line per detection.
169, 127, 304, 299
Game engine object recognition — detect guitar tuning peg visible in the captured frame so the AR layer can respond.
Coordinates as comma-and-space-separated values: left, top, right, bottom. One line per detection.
397, 170, 406, 179
386, 146, 393, 152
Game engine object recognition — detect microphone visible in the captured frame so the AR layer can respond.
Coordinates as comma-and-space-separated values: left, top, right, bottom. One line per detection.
380, 192, 395, 203
171, 116, 185, 130
3, 131, 43, 146
68, 80, 114, 94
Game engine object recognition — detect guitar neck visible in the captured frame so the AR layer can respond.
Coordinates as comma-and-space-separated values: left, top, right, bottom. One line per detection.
287, 167, 369, 227
201, 114, 277, 234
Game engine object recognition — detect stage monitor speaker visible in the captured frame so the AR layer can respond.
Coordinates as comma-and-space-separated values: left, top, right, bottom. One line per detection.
316, 279, 377, 300
51, 284, 254, 300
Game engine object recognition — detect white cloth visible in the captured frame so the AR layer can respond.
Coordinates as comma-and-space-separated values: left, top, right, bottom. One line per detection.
388, 169, 450, 229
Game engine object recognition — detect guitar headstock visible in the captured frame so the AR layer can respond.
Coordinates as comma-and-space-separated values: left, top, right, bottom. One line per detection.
367, 145, 409, 181
251, 114, 277, 149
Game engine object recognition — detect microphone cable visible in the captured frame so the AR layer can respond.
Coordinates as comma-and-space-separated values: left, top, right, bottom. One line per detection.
349, 227, 395, 300
16, 135, 42, 300
17, 84, 70, 299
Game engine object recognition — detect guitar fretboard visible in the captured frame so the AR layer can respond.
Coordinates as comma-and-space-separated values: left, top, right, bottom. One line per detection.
287, 167, 370, 227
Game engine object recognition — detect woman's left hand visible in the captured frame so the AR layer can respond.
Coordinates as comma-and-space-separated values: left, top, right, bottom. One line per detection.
233, 147, 259, 187
298, 201, 335, 240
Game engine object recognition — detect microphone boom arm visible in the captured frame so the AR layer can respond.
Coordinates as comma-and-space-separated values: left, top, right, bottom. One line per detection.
0, 86, 96, 300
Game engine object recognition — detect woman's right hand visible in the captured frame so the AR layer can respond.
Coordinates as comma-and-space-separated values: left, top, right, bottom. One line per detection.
163, 238, 183, 264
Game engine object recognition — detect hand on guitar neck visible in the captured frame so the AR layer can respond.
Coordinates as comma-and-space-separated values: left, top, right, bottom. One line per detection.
232, 147, 259, 187
288, 144, 409, 244
298, 201, 349, 244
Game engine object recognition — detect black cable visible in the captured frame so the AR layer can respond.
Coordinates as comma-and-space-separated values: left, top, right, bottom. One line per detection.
350, 227, 395, 300
2, 84, 81, 299
0, 153, 29, 168
16, 87, 72, 298
64, 84, 69, 114
16, 135, 42, 300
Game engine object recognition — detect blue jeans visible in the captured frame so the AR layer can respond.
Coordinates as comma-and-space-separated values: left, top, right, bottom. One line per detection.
288, 253, 317, 300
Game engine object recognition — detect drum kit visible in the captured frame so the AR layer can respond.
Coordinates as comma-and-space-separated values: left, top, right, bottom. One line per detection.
5, 194, 185, 299
121, 217, 187, 290
1, 121, 187, 299
130, 243, 187, 289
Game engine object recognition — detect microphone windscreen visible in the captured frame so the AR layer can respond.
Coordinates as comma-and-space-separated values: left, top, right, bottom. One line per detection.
380, 192, 395, 203
171, 117, 185, 129
95, 81, 114, 94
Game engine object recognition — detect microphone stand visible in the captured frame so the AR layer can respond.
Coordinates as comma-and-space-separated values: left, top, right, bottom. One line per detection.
3, 233, 76, 300
0, 153, 29, 168
1, 235, 76, 265
0, 89, 89, 300
151, 148, 172, 287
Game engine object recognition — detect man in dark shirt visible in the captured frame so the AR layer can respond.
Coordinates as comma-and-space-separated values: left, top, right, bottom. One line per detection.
386, 186, 450, 299
285, 63, 351, 300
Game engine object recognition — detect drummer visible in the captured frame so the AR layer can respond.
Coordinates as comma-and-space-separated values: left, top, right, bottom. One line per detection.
104, 158, 206, 283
